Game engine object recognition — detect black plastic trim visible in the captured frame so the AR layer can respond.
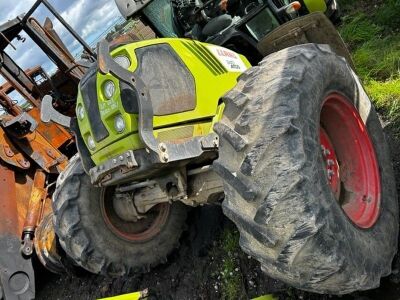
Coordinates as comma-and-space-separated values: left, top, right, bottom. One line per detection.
80, 66, 109, 142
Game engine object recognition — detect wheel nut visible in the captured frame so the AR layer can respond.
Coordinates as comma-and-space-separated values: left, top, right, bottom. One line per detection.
162, 153, 169, 162
159, 143, 167, 152
327, 159, 335, 166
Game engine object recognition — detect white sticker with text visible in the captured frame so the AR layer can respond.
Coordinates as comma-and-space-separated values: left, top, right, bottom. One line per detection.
207, 45, 248, 73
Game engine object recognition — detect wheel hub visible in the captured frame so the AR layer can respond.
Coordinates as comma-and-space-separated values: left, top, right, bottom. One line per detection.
101, 187, 170, 242
320, 127, 341, 200
320, 92, 381, 229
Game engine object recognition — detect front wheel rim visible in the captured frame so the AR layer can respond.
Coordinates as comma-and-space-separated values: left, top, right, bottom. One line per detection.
320, 92, 381, 229
100, 187, 170, 242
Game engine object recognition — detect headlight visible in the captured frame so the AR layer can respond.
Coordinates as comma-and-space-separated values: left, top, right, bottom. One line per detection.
87, 135, 96, 150
76, 104, 85, 120
114, 114, 126, 133
103, 80, 116, 99
114, 55, 131, 69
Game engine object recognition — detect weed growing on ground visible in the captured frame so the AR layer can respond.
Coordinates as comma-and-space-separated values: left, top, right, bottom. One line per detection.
214, 228, 244, 299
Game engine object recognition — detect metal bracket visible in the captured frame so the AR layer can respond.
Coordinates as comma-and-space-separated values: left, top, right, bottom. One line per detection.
89, 150, 139, 185
40, 95, 72, 128
1, 113, 38, 138
21, 234, 34, 257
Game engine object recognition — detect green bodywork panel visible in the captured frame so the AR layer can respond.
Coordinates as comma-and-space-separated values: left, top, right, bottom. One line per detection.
303, 0, 327, 13
76, 38, 251, 166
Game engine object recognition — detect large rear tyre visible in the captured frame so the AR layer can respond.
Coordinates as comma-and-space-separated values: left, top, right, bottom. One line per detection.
214, 43, 398, 294
53, 155, 187, 277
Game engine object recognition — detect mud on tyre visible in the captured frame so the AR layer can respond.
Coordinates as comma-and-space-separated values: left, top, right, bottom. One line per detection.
213, 43, 398, 294
52, 155, 187, 277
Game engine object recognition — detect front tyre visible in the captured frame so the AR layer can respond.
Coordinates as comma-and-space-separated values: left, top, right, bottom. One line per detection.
52, 156, 187, 277
214, 44, 398, 294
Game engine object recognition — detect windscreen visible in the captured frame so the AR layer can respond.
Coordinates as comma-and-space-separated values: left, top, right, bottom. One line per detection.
245, 7, 279, 41
143, 0, 178, 37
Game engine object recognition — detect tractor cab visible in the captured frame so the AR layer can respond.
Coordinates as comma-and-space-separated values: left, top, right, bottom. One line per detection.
115, 0, 340, 63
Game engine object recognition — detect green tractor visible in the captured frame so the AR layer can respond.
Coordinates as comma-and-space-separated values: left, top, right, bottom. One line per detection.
44, 0, 398, 295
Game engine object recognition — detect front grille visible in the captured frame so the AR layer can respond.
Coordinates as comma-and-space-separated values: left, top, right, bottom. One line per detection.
157, 126, 194, 142
181, 41, 227, 76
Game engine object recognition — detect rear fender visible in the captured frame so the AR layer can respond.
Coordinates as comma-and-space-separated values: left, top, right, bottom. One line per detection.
257, 12, 353, 67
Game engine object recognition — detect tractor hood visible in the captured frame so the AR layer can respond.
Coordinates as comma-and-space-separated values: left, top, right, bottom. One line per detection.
75, 38, 251, 170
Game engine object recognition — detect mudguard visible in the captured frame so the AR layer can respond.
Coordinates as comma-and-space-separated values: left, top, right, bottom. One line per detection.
257, 12, 353, 67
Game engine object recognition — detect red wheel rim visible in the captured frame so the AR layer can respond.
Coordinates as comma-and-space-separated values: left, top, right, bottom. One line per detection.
320, 92, 381, 229
100, 188, 170, 242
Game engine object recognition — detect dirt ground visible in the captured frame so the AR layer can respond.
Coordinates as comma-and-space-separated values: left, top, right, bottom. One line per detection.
35, 121, 400, 300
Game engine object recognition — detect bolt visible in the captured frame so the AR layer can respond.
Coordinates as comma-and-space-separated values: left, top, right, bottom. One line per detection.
113, 159, 117, 164
162, 153, 169, 162
327, 159, 335, 166
159, 143, 167, 152
324, 149, 331, 156
327, 169, 335, 180
4, 146, 14, 157
119, 156, 124, 161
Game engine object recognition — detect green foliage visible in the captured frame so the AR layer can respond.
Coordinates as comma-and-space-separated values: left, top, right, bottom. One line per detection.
352, 35, 400, 80
339, 0, 400, 130
374, 0, 400, 30
340, 14, 382, 48
366, 79, 400, 121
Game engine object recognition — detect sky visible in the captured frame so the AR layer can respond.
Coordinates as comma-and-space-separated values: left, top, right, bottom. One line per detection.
0, 0, 122, 74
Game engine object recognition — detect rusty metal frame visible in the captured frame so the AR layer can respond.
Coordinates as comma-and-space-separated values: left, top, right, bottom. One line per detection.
0, 1, 96, 298
22, 0, 95, 59
0, 164, 35, 300
21, 170, 47, 256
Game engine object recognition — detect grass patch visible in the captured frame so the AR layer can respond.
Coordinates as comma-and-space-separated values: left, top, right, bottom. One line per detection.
339, 13, 383, 48
374, 0, 400, 31
338, 0, 400, 130
352, 35, 400, 80
218, 228, 243, 300
366, 79, 400, 122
